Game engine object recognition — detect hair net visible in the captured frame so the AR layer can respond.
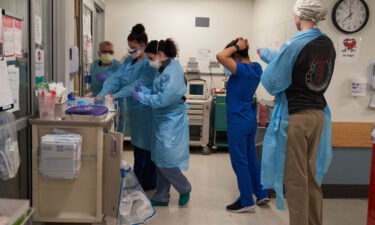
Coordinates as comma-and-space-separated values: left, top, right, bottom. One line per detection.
293, 0, 327, 23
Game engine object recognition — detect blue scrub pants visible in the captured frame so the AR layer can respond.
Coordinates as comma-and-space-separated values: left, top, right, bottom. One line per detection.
227, 123, 268, 207
151, 167, 191, 202
133, 146, 157, 191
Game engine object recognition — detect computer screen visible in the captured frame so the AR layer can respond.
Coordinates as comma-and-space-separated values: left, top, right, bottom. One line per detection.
189, 84, 204, 95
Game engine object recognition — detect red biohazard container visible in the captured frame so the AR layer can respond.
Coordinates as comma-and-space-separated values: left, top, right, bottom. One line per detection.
368, 126, 375, 225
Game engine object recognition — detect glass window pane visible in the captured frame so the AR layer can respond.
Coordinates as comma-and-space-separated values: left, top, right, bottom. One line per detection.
33, 0, 52, 83
0, 0, 30, 119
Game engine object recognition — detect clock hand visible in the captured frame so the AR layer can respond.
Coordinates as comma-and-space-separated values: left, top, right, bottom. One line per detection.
349, 1, 353, 19
342, 12, 354, 23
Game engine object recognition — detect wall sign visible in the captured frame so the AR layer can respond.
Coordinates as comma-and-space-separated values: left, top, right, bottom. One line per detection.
338, 36, 362, 64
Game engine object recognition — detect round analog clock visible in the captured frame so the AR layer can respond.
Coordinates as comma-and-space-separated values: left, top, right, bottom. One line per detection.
332, 0, 370, 34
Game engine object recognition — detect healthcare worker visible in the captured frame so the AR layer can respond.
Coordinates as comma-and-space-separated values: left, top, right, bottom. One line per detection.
216, 38, 269, 213
97, 24, 158, 191
132, 39, 191, 208
90, 41, 121, 97
258, 0, 335, 225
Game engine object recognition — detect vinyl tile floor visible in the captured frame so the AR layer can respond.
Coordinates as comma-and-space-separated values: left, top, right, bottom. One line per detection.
106, 149, 368, 225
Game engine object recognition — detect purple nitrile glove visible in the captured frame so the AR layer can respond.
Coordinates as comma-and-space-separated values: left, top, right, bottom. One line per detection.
133, 91, 141, 102
135, 84, 143, 92
96, 73, 108, 83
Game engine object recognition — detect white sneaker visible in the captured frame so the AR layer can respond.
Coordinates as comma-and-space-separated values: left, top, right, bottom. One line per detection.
256, 198, 270, 206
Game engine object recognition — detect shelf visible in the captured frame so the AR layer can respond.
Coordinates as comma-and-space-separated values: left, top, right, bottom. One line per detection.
34, 212, 102, 223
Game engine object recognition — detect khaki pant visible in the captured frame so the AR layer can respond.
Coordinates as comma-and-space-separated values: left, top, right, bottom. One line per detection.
285, 110, 324, 225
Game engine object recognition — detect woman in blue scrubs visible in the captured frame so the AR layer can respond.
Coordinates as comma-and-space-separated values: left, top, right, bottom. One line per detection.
97, 24, 158, 191
216, 38, 269, 213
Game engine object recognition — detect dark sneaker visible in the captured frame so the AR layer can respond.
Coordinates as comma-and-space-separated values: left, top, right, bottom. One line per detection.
151, 199, 169, 207
226, 200, 256, 213
179, 191, 191, 208
143, 186, 156, 192
256, 198, 270, 206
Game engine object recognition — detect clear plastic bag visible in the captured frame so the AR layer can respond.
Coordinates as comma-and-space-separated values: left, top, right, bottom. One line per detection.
0, 111, 20, 180
39, 133, 82, 179
117, 161, 156, 225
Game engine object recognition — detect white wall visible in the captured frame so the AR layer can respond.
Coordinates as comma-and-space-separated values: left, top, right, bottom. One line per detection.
105, 0, 375, 122
251, 0, 375, 122
105, 0, 254, 74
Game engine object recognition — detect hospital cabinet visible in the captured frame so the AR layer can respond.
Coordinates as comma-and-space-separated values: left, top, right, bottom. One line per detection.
185, 78, 213, 154
186, 98, 212, 155
211, 94, 228, 149
29, 113, 123, 223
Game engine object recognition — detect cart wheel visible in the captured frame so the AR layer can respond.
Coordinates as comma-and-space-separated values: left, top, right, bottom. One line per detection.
202, 146, 211, 155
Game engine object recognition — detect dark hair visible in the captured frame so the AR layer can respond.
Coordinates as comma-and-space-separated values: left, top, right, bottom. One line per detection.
127, 24, 148, 44
145, 38, 179, 58
225, 38, 249, 59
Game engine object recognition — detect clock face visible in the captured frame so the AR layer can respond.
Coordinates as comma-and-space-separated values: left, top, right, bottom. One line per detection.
332, 0, 369, 33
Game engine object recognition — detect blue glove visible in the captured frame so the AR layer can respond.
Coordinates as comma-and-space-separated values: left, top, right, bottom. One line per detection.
133, 91, 141, 102
135, 84, 151, 95
96, 73, 108, 83
135, 84, 143, 92
132, 91, 150, 105
258, 48, 278, 64
94, 98, 103, 105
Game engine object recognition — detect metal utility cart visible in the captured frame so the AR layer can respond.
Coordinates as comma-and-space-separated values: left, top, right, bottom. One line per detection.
29, 113, 123, 224
186, 97, 212, 155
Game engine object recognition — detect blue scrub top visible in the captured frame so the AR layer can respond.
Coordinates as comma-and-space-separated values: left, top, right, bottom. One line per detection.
226, 62, 262, 125
90, 59, 122, 97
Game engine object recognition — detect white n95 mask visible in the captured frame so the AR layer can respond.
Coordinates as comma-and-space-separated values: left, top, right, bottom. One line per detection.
149, 60, 162, 70
128, 48, 141, 59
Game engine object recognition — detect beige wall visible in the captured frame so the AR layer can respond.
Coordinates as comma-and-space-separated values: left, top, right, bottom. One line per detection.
251, 0, 375, 122
105, 0, 375, 122
104, 0, 254, 74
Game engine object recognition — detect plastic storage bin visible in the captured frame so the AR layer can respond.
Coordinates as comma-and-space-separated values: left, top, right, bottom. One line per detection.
39, 134, 82, 179
40, 140, 81, 159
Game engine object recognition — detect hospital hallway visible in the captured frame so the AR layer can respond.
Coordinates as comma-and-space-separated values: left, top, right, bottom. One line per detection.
103, 148, 368, 225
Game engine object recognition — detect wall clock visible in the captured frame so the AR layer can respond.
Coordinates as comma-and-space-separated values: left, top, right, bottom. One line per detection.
332, 0, 370, 34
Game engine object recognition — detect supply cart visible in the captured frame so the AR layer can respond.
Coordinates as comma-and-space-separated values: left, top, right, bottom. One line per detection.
29, 113, 123, 224
186, 97, 212, 155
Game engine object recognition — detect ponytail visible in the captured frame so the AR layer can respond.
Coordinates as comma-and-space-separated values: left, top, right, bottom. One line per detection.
225, 38, 249, 59
127, 24, 148, 44
164, 38, 178, 58
145, 38, 179, 58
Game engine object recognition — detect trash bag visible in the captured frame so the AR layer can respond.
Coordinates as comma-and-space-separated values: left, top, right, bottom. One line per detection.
0, 111, 20, 180
117, 161, 156, 225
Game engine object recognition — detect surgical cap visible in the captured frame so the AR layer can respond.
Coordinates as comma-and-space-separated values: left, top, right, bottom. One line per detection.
293, 0, 327, 23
